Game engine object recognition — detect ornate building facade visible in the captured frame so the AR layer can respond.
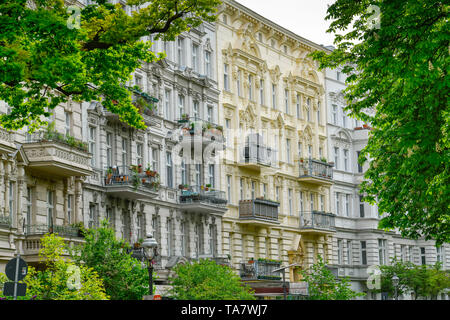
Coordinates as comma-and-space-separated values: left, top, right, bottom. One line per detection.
216, 0, 336, 296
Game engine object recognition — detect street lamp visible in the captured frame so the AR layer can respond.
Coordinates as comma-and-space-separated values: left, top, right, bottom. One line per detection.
141, 233, 158, 297
392, 274, 399, 300
272, 263, 299, 300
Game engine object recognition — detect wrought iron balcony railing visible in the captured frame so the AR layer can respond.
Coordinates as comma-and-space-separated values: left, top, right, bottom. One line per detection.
239, 198, 280, 222
240, 259, 282, 281
239, 143, 278, 167
179, 185, 227, 207
24, 224, 80, 238
299, 157, 333, 180
104, 165, 160, 192
299, 211, 336, 231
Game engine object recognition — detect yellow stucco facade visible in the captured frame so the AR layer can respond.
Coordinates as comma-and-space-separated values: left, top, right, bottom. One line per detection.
216, 0, 336, 286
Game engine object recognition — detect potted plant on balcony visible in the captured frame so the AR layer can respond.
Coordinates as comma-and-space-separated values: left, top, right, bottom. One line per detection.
137, 164, 143, 173
320, 157, 327, 163
106, 167, 113, 184
205, 184, 211, 191
300, 157, 304, 163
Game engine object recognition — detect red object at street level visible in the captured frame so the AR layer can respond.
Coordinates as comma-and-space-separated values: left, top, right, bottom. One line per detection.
153, 295, 162, 300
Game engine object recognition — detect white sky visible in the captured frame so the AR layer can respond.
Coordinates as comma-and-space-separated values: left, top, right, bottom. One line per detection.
235, 0, 336, 47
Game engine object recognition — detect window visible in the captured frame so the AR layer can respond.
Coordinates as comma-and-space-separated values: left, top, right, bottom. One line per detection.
270, 39, 275, 48
335, 192, 340, 215
166, 152, 173, 188
135, 74, 143, 89
286, 139, 291, 163
208, 164, 215, 188
401, 245, 407, 262
344, 149, 349, 171
106, 207, 114, 228
284, 89, 289, 114
205, 51, 212, 77
298, 142, 302, 158
26, 187, 32, 233
347, 240, 352, 265
192, 43, 199, 72
89, 126, 96, 167
65, 111, 71, 137
272, 84, 277, 109
296, 94, 301, 119
177, 37, 184, 66
408, 246, 414, 262
136, 143, 143, 166
320, 195, 325, 211
106, 132, 113, 168
251, 181, 256, 199
332, 104, 338, 125
237, 70, 242, 97
308, 145, 313, 158
122, 137, 129, 169
288, 189, 293, 216
151, 147, 159, 172
167, 218, 174, 257
225, 119, 231, 147
378, 239, 387, 265
223, 63, 230, 91
259, 79, 265, 105
361, 241, 367, 265
276, 186, 280, 202
164, 41, 172, 61
240, 178, 244, 200
337, 239, 343, 265
345, 194, 350, 216
181, 221, 188, 256
47, 190, 54, 228
258, 33, 262, 42
317, 102, 321, 124
263, 183, 267, 199
436, 246, 443, 264
89, 204, 97, 229
178, 94, 185, 119
342, 107, 347, 128
165, 89, 171, 120
207, 106, 213, 123
248, 74, 253, 100
67, 195, 73, 225
227, 175, 232, 203
222, 14, 228, 24
136, 214, 144, 240
299, 191, 304, 214
283, 45, 288, 54
359, 195, 365, 218
420, 247, 426, 265
337, 71, 341, 81
181, 160, 187, 186
209, 224, 217, 257
310, 193, 314, 211
334, 147, 340, 169
306, 98, 311, 122
357, 151, 363, 173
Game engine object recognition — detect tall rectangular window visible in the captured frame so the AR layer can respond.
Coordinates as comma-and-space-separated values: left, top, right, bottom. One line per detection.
286, 139, 291, 163
436, 246, 443, 263
89, 204, 96, 229
306, 98, 311, 122
195, 164, 201, 186
251, 181, 256, 199
223, 63, 229, 91
379, 239, 387, 265
177, 37, 184, 66
165, 89, 171, 120
207, 106, 213, 123
248, 74, 253, 101
276, 186, 280, 202
335, 192, 340, 215
359, 195, 365, 218
181, 160, 187, 186
344, 149, 349, 171
332, 104, 337, 125
342, 108, 347, 128
178, 94, 185, 119
320, 195, 325, 212
26, 187, 32, 233
192, 100, 199, 119
237, 70, 241, 97
225, 119, 231, 147
181, 221, 187, 257
337, 239, 343, 265
296, 94, 301, 119
205, 51, 211, 77
192, 43, 199, 72
166, 152, 173, 188
288, 189, 293, 216
122, 137, 128, 169
347, 240, 352, 265
259, 79, 265, 105
136, 143, 143, 166
67, 195, 73, 225
240, 178, 244, 200
208, 164, 215, 188
345, 194, 350, 216
263, 183, 267, 199
357, 151, 363, 173
299, 191, 304, 214
334, 147, 340, 169
227, 175, 232, 203
420, 247, 426, 265
106, 132, 112, 168
167, 218, 174, 257
65, 111, 71, 137
317, 102, 321, 124
151, 147, 159, 172
310, 193, 314, 211
47, 190, 54, 228
272, 84, 277, 109
361, 241, 367, 265
284, 89, 289, 114
89, 126, 96, 167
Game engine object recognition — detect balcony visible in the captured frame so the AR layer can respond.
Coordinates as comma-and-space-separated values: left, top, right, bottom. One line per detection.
0, 127, 16, 153
239, 198, 280, 225
179, 185, 228, 215
238, 143, 277, 172
298, 158, 333, 185
299, 211, 336, 233
103, 165, 160, 200
23, 131, 93, 178
22, 224, 84, 262
177, 117, 225, 147
240, 259, 282, 281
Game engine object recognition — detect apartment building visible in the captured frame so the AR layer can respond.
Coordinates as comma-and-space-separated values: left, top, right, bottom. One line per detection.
325, 61, 450, 300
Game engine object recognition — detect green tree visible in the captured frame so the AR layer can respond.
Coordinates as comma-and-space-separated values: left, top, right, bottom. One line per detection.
377, 259, 450, 299
311, 0, 449, 245
0, 233, 108, 300
70, 220, 153, 300
299, 256, 364, 300
168, 259, 255, 300
0, 0, 221, 131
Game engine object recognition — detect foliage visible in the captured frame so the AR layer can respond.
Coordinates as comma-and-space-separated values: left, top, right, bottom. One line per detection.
299, 256, 364, 300
0, 0, 221, 131
0, 233, 108, 300
70, 220, 154, 300
311, 0, 450, 245
168, 259, 256, 300
377, 258, 450, 299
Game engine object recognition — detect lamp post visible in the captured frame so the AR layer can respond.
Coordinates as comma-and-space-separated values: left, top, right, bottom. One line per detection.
272, 263, 299, 300
141, 233, 158, 297
392, 274, 399, 301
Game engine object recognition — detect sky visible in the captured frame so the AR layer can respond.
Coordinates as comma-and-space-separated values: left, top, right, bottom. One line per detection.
235, 0, 336, 47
